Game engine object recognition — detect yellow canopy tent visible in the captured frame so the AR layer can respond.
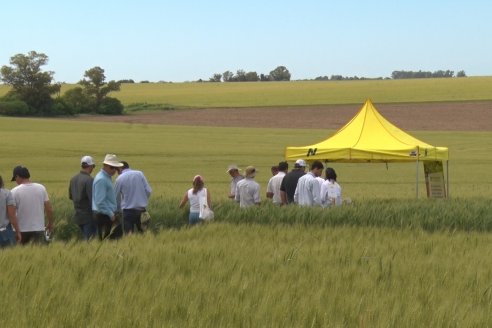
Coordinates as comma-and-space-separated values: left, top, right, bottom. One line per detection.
284, 100, 449, 197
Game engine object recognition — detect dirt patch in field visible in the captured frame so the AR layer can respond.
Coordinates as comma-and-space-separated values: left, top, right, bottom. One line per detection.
67, 101, 492, 131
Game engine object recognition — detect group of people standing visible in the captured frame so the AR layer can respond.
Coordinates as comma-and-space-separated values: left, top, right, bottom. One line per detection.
69, 154, 152, 241
227, 159, 342, 208
1, 155, 342, 247
0, 153, 152, 247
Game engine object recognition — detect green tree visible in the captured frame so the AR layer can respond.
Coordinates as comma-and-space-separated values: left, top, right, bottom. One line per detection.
269, 66, 291, 81
209, 73, 222, 82
0, 51, 61, 115
79, 66, 121, 112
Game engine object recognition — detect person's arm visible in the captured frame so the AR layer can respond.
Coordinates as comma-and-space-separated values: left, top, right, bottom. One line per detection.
179, 192, 189, 208
114, 178, 122, 212
68, 179, 73, 200
254, 184, 261, 205
140, 172, 152, 198
312, 180, 322, 206
206, 189, 212, 210
266, 179, 274, 199
7, 205, 22, 243
280, 190, 287, 205
44, 200, 54, 233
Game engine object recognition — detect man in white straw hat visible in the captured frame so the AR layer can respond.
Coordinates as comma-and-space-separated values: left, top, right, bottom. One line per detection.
235, 166, 261, 208
92, 154, 123, 240
226, 164, 244, 200
69, 155, 97, 240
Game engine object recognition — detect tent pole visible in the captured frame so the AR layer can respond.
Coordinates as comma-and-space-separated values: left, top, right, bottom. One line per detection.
446, 160, 449, 198
415, 149, 419, 198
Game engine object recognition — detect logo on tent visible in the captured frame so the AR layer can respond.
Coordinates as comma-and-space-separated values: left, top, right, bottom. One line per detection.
307, 148, 317, 157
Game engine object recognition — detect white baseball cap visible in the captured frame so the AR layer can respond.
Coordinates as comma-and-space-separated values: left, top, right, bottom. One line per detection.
81, 155, 95, 166
295, 159, 306, 167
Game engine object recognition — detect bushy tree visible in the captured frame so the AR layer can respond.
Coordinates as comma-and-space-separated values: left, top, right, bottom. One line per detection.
0, 51, 61, 115
79, 66, 121, 112
269, 66, 291, 81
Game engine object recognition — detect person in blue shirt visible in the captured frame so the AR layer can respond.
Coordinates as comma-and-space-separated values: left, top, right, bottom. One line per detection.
115, 161, 152, 234
92, 154, 123, 240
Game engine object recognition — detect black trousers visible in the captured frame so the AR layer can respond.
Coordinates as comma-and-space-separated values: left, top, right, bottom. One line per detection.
94, 212, 122, 240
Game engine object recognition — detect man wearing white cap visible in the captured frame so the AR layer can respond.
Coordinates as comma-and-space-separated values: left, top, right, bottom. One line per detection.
69, 155, 97, 240
92, 154, 123, 240
279, 159, 306, 205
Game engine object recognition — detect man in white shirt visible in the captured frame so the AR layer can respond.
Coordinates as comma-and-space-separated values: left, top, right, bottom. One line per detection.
266, 161, 288, 205
294, 160, 324, 206
10, 165, 54, 245
235, 166, 261, 208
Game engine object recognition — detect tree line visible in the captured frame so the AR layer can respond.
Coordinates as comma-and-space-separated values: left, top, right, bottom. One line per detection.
0, 51, 123, 117
0, 50, 468, 117
204, 66, 292, 83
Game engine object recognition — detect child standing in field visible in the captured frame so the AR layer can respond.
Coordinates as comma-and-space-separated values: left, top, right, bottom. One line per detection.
179, 175, 212, 225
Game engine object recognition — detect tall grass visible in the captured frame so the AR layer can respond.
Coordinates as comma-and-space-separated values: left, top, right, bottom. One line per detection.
1, 224, 492, 327
53, 196, 492, 241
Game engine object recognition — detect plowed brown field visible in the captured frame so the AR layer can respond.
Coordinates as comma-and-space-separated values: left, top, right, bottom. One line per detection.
68, 101, 492, 131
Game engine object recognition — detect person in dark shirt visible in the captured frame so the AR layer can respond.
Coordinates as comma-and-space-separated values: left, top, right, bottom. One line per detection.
69, 155, 97, 240
279, 159, 306, 205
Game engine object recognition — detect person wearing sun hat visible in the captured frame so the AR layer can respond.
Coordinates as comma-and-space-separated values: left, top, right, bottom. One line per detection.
235, 166, 261, 208
226, 164, 244, 200
92, 154, 123, 240
69, 155, 97, 240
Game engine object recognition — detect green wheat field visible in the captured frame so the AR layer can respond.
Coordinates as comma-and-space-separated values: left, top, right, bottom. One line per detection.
1, 79, 492, 327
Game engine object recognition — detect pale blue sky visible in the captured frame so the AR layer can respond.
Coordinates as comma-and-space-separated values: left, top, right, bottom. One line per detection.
1, 0, 490, 83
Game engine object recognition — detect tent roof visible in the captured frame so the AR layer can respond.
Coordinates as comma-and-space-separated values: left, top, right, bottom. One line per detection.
285, 100, 448, 163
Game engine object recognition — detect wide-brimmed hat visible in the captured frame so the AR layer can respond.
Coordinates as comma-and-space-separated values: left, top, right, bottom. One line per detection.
244, 166, 257, 178
102, 154, 123, 167
226, 164, 240, 173
11, 165, 30, 181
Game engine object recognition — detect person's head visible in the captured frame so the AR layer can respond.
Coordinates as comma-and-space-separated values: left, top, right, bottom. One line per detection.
227, 164, 240, 177
11, 165, 30, 184
294, 159, 307, 171
310, 160, 324, 177
81, 155, 96, 173
102, 154, 123, 176
192, 175, 204, 193
271, 166, 279, 176
245, 166, 257, 179
0, 175, 4, 188
120, 161, 130, 170
278, 161, 288, 172
325, 167, 337, 181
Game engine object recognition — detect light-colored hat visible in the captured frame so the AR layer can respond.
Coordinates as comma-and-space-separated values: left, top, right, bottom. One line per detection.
244, 166, 257, 178
294, 159, 307, 168
81, 155, 95, 166
226, 164, 240, 173
102, 154, 123, 167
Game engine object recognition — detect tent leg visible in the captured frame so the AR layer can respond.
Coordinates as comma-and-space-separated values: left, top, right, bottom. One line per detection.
446, 160, 449, 198
416, 158, 419, 198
